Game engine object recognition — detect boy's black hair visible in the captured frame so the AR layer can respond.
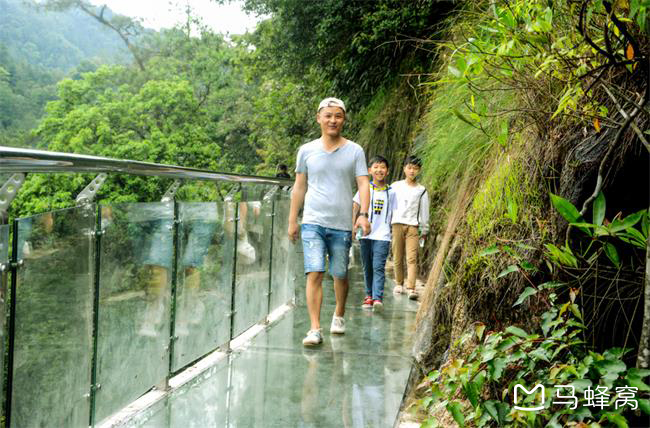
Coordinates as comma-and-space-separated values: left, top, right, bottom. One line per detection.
367, 155, 389, 169
403, 155, 422, 167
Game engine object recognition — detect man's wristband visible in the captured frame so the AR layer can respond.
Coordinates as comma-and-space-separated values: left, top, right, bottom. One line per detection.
358, 212, 369, 218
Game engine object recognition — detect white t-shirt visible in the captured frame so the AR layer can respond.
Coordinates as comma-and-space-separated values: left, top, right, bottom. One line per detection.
390, 180, 430, 234
353, 183, 397, 242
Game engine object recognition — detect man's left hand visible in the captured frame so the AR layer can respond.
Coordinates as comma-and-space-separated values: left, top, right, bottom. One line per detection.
354, 216, 371, 236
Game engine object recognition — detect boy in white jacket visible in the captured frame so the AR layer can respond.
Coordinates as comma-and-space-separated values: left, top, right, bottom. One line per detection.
390, 156, 429, 300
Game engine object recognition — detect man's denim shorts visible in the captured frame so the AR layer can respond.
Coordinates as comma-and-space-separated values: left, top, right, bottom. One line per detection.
301, 223, 352, 279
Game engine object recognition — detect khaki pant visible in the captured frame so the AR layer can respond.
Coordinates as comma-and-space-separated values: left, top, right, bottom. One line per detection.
391, 224, 419, 290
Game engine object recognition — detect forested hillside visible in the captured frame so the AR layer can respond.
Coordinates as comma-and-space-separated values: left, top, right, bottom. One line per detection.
3, 0, 650, 425
0, 0, 126, 147
0, 0, 125, 71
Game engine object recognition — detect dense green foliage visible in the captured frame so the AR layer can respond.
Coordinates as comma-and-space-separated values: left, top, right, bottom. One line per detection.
0, 43, 59, 145
422, 196, 649, 427
0, 0, 128, 147
240, 0, 454, 107
6, 0, 454, 216
413, 0, 649, 425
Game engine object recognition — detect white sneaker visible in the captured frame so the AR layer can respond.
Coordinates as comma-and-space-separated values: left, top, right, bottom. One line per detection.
302, 329, 323, 346
330, 316, 346, 334
393, 285, 404, 294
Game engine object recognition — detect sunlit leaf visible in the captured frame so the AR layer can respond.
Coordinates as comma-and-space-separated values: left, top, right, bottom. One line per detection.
550, 193, 582, 223
505, 326, 528, 338
480, 245, 500, 256
448, 65, 462, 77
498, 264, 519, 278
475, 323, 486, 340
513, 287, 538, 306
593, 192, 606, 226
446, 401, 465, 427
609, 210, 644, 233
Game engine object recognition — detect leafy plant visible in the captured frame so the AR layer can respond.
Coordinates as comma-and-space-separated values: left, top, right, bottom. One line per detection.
549, 192, 648, 268
421, 287, 650, 427
421, 191, 649, 426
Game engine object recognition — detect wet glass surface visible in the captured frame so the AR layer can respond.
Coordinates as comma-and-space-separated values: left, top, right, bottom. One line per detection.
232, 196, 273, 337
269, 193, 300, 311
11, 207, 95, 427
95, 203, 173, 423
118, 256, 417, 427
172, 202, 233, 371
0, 224, 9, 423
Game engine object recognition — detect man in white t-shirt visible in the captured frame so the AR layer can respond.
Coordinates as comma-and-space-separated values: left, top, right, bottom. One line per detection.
390, 155, 430, 300
353, 155, 397, 310
288, 97, 371, 346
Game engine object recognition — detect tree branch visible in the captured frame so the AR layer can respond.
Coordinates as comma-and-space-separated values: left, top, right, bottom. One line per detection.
577, 0, 617, 63
77, 2, 146, 71
602, 84, 650, 153
603, 1, 641, 60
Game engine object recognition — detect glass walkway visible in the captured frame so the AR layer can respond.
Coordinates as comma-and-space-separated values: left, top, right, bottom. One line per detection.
111, 265, 417, 428
0, 146, 417, 427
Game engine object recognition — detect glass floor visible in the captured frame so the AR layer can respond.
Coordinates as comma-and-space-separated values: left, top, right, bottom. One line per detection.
116, 257, 419, 428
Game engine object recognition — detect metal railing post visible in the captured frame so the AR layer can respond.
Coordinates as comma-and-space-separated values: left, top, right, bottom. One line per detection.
5, 219, 19, 427
168, 201, 180, 377
228, 185, 241, 344
266, 194, 276, 318
89, 205, 102, 427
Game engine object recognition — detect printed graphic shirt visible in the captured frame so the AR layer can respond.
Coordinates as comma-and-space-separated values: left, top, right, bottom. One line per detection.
353, 182, 396, 242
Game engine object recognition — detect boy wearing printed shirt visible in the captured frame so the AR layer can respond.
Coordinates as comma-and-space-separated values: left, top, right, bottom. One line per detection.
390, 156, 430, 300
353, 155, 398, 309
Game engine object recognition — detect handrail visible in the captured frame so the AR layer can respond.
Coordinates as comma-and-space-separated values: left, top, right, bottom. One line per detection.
0, 146, 293, 186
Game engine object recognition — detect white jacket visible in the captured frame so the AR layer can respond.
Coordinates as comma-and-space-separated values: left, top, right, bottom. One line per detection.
390, 180, 430, 234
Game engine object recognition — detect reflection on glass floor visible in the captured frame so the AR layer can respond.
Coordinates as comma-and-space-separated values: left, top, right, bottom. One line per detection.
117, 265, 419, 428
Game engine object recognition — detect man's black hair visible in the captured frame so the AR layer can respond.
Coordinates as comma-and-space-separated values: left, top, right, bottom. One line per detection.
403, 155, 422, 167
368, 155, 389, 169
277, 164, 288, 171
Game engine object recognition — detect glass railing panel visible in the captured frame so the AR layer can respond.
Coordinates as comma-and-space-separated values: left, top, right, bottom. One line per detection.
172, 202, 233, 371
232, 197, 273, 337
240, 184, 271, 202
11, 207, 95, 427
168, 358, 230, 427
0, 223, 9, 423
95, 202, 173, 423
269, 194, 297, 310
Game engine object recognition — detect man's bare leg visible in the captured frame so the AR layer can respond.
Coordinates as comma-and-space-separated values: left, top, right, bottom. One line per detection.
306, 272, 324, 330
333, 276, 349, 317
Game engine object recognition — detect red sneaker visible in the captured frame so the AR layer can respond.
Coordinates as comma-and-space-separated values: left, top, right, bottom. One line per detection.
362, 296, 373, 309
373, 300, 383, 310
